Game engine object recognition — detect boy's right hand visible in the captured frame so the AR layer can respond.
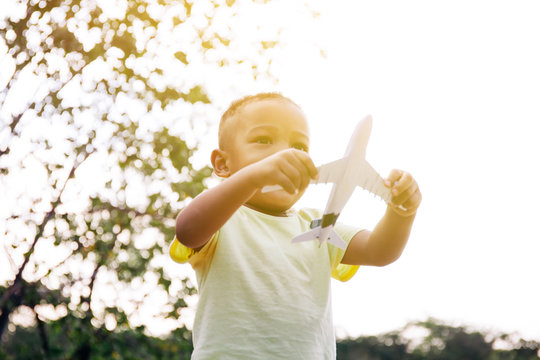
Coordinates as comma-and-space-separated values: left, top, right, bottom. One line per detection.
242, 149, 318, 195
176, 149, 317, 249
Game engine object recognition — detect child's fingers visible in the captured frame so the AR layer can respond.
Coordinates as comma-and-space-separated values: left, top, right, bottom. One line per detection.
264, 149, 317, 193
384, 169, 402, 188
391, 182, 418, 207
404, 188, 422, 210
273, 167, 298, 194
277, 160, 302, 192
390, 188, 421, 216
385, 170, 413, 197
284, 150, 317, 190
385, 169, 421, 216
394, 173, 413, 196
293, 150, 318, 180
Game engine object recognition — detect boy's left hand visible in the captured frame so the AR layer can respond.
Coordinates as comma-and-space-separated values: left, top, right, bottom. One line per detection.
384, 169, 421, 217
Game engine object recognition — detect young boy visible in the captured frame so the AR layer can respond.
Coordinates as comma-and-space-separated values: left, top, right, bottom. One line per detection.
170, 93, 421, 359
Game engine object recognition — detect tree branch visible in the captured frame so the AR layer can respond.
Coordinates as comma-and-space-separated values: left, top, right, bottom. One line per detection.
0, 57, 33, 112
34, 307, 50, 360
0, 59, 92, 159
0, 147, 93, 341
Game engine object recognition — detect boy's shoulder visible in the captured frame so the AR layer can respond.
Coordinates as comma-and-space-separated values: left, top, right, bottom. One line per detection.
296, 207, 323, 222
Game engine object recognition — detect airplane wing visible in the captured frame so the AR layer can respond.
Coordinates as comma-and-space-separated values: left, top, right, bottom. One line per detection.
326, 229, 347, 249
355, 160, 392, 203
291, 226, 347, 250
310, 157, 348, 185
291, 227, 320, 244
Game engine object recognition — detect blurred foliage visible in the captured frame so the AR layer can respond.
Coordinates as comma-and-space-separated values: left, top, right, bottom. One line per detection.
3, 316, 538, 359
0, 0, 299, 358
337, 318, 540, 360
1, 320, 193, 359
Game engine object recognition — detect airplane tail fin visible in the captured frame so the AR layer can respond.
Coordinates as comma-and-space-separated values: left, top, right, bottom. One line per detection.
292, 228, 320, 244
292, 227, 347, 250
327, 230, 347, 250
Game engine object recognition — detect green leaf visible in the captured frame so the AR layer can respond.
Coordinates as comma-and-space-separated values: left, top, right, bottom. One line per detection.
174, 51, 188, 64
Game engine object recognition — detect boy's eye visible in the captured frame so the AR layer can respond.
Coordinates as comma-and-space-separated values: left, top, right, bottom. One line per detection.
292, 143, 308, 152
255, 136, 272, 145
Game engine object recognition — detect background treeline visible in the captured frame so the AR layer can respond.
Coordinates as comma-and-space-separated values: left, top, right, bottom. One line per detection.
336, 319, 540, 360
1, 317, 538, 359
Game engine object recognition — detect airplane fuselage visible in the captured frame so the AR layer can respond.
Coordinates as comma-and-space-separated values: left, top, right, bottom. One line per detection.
320, 116, 373, 230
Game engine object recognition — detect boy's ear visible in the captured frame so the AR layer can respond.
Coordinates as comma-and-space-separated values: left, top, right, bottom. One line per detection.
211, 149, 231, 178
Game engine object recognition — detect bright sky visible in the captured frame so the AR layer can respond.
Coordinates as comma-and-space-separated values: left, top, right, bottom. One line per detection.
272, 0, 540, 340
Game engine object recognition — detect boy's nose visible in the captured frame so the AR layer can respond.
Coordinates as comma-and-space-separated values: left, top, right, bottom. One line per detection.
275, 141, 290, 151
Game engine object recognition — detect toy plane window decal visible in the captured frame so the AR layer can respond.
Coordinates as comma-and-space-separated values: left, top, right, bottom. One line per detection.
261, 115, 391, 250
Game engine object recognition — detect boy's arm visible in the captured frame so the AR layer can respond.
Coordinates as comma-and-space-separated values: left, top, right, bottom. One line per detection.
175, 149, 317, 249
341, 170, 421, 266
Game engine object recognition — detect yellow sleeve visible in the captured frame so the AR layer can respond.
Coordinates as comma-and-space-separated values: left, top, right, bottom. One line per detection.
169, 233, 219, 273
330, 227, 362, 282
169, 236, 196, 263
331, 263, 359, 282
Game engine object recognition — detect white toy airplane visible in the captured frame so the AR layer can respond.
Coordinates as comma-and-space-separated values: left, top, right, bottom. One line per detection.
262, 114, 392, 250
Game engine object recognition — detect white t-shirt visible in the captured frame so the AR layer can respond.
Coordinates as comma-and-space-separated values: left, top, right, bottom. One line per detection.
170, 205, 361, 360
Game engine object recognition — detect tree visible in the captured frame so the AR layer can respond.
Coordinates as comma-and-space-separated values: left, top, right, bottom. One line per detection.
337, 331, 408, 360
407, 319, 492, 360
0, 0, 315, 357
336, 319, 540, 360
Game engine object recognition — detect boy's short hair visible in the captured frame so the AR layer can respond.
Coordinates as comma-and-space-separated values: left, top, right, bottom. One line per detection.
218, 92, 301, 150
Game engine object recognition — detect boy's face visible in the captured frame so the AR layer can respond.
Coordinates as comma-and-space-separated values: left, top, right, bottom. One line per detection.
220, 99, 311, 215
